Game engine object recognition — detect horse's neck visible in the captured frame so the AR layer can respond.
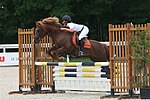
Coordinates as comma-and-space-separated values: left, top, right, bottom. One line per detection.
49, 31, 73, 44
44, 24, 60, 43
48, 31, 59, 43
45, 24, 73, 44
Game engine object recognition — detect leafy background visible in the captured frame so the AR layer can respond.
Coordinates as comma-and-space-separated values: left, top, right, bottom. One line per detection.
0, 0, 150, 43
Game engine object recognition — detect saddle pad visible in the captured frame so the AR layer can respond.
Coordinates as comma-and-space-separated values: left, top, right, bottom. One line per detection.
84, 38, 91, 48
72, 32, 91, 48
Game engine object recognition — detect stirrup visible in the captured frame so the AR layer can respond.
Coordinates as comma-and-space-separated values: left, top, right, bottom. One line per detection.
78, 51, 83, 56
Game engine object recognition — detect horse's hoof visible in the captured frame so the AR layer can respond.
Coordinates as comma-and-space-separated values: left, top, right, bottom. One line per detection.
51, 51, 55, 55
58, 57, 65, 61
44, 54, 49, 59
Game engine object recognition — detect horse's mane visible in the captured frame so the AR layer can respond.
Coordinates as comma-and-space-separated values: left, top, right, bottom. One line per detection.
42, 17, 59, 24
36, 17, 62, 27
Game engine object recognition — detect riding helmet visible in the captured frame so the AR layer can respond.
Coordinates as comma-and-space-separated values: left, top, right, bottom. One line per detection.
62, 15, 71, 22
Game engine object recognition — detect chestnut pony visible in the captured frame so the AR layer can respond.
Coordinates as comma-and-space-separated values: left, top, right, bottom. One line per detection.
34, 17, 109, 62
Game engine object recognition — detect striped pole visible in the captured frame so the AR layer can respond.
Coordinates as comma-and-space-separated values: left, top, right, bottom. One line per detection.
53, 67, 110, 72
53, 73, 110, 78
35, 62, 110, 67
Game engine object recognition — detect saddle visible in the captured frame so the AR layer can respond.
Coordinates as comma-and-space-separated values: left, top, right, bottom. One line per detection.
72, 32, 91, 48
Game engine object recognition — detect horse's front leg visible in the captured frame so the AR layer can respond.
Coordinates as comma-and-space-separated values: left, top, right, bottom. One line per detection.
45, 46, 58, 59
49, 46, 67, 61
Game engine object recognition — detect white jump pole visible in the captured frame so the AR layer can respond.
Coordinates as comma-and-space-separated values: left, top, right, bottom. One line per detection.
67, 55, 70, 62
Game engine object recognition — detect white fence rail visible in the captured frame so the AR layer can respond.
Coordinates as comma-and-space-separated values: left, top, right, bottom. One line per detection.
0, 44, 19, 66
0, 42, 109, 66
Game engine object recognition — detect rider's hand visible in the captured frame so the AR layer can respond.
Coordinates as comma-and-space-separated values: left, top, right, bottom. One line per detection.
60, 28, 74, 32
60, 28, 65, 30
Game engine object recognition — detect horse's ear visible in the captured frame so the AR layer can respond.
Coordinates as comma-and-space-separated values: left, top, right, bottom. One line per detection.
40, 18, 43, 21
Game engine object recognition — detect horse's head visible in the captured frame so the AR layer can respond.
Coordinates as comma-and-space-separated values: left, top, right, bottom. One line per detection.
34, 17, 62, 44
34, 21, 47, 44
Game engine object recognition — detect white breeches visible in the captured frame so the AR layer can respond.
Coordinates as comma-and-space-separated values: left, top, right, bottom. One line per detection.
79, 26, 89, 40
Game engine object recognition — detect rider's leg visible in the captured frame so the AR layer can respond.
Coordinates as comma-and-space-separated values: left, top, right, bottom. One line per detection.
78, 26, 89, 56
79, 38, 85, 55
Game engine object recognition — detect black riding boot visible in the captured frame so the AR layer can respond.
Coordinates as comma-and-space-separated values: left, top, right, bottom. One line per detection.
79, 38, 85, 56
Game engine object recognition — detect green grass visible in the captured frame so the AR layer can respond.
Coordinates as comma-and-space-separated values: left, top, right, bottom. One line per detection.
69, 57, 92, 62
54, 57, 92, 62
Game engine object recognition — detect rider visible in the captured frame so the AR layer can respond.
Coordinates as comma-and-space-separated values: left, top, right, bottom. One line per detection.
60, 15, 89, 56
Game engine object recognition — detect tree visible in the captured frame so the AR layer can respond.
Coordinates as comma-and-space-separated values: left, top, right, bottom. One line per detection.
0, 0, 18, 43
0, 0, 150, 43
70, 0, 115, 41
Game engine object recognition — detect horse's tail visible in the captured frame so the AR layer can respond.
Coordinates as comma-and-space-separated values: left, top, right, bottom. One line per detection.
103, 44, 110, 61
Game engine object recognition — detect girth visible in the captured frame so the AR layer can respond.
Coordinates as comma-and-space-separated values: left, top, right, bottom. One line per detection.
78, 26, 84, 33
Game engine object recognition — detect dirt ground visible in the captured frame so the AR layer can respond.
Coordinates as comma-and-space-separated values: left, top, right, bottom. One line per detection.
0, 67, 112, 100
0, 67, 140, 100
